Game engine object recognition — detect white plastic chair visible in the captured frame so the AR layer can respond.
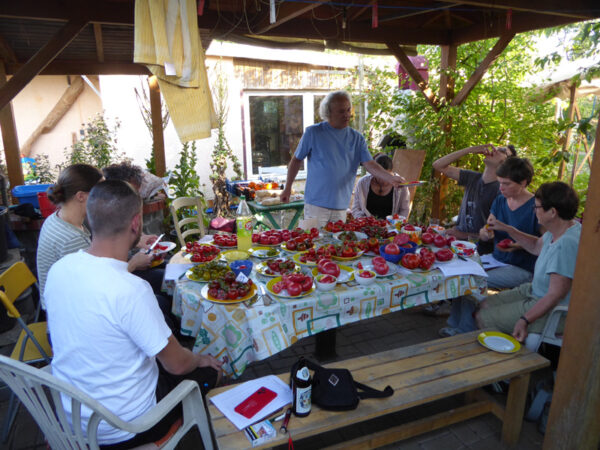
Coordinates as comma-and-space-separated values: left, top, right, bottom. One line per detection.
0, 355, 214, 450
170, 196, 206, 247
525, 305, 568, 352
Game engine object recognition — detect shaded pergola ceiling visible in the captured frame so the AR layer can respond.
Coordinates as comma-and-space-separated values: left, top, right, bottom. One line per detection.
0, 0, 599, 77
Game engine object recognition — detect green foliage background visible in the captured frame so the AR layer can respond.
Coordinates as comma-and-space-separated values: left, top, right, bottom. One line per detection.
348, 31, 597, 224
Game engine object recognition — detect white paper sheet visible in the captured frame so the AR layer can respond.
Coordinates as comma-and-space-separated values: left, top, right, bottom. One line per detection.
434, 258, 488, 278
164, 263, 193, 281
210, 375, 292, 430
480, 253, 509, 270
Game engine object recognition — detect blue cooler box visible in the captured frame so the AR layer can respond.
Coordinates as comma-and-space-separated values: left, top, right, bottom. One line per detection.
12, 184, 52, 209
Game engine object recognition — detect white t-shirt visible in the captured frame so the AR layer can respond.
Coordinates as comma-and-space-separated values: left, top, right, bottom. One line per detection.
45, 250, 172, 445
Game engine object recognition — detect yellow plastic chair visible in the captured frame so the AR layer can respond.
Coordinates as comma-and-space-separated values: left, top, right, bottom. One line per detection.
170, 197, 206, 247
0, 261, 52, 442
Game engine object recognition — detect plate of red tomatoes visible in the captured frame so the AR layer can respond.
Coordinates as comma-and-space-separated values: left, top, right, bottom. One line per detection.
255, 259, 300, 277
311, 259, 354, 283
266, 273, 315, 298
355, 256, 400, 277
184, 243, 221, 263
212, 233, 238, 248
281, 236, 314, 253
293, 249, 319, 266
400, 251, 436, 271
149, 241, 176, 256
201, 272, 257, 304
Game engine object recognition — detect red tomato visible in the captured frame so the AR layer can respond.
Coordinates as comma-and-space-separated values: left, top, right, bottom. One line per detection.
252, 234, 260, 243
401, 253, 421, 269
319, 274, 336, 283
435, 248, 454, 262
403, 224, 415, 231
421, 233, 435, 245
433, 234, 447, 248
359, 270, 375, 278
286, 240, 297, 251
393, 233, 410, 246
321, 261, 341, 278
446, 236, 457, 246
300, 276, 313, 292
341, 246, 356, 258
497, 238, 514, 249
269, 235, 280, 245
385, 243, 400, 255
287, 282, 302, 297
259, 235, 270, 245
373, 263, 389, 275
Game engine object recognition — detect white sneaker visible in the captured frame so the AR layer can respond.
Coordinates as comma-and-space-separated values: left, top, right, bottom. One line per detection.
438, 327, 460, 337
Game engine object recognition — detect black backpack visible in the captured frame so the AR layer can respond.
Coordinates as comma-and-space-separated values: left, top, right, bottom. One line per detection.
290, 357, 393, 411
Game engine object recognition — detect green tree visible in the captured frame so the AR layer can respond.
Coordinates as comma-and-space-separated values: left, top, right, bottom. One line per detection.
349, 33, 561, 223
65, 114, 126, 168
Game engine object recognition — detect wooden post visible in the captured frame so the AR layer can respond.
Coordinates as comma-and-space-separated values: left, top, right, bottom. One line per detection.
543, 108, 600, 449
0, 60, 24, 191
558, 82, 577, 181
432, 44, 456, 220
148, 75, 166, 177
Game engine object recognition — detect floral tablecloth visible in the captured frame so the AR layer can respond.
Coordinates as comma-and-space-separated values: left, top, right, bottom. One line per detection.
172, 258, 487, 378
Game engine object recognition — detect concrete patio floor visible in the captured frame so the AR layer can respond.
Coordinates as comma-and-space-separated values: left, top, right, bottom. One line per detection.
0, 305, 551, 449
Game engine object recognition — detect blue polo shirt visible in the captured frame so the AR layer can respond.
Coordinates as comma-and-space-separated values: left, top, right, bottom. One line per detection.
295, 122, 371, 210
490, 195, 539, 272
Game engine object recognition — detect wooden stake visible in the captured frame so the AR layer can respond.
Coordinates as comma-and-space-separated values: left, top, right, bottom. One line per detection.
148, 76, 166, 177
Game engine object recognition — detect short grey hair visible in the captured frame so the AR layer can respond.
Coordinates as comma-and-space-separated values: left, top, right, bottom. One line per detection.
319, 90, 352, 121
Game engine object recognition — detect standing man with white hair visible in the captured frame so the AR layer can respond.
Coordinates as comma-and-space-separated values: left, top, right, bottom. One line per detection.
280, 90, 405, 228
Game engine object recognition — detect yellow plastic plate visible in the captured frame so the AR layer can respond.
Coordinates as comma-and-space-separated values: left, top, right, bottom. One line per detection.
331, 250, 364, 262
266, 276, 315, 298
200, 283, 257, 304
293, 252, 318, 266
477, 331, 521, 353
255, 260, 301, 277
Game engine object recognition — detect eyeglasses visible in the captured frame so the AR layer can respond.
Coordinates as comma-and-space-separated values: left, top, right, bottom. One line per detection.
533, 204, 544, 210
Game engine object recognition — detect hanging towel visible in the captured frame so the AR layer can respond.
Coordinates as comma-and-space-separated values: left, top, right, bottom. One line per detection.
134, 0, 217, 142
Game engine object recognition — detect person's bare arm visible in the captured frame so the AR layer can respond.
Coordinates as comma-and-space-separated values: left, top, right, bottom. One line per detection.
432, 145, 492, 181
128, 250, 153, 272
512, 274, 572, 342
280, 157, 302, 203
157, 335, 223, 375
363, 160, 405, 186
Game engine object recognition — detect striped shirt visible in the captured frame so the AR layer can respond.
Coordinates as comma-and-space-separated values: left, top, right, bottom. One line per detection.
37, 211, 91, 308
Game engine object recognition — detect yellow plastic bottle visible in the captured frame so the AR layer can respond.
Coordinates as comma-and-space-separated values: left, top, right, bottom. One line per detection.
236, 195, 253, 251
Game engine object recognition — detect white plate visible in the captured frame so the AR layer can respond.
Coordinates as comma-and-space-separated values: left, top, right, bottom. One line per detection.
333, 231, 368, 242
248, 246, 281, 259
356, 263, 399, 277
149, 241, 176, 255
477, 332, 521, 353
311, 265, 354, 283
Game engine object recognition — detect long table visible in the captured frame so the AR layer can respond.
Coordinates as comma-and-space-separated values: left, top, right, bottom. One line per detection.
171, 251, 487, 379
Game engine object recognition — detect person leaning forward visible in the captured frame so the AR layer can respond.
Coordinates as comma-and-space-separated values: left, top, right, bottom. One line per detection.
280, 90, 405, 228
45, 180, 223, 449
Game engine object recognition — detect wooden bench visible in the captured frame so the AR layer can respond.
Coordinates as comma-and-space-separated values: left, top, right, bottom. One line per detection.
207, 330, 549, 449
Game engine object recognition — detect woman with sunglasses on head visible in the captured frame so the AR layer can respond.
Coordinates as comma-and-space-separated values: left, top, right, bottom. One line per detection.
37, 164, 104, 308
351, 153, 411, 219
476, 182, 581, 342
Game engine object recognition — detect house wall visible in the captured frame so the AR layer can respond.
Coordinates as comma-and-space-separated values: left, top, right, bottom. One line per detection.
8, 75, 102, 168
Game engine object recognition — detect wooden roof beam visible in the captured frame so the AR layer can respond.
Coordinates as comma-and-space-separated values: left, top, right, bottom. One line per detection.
0, 17, 88, 109
433, 0, 596, 20
255, 0, 330, 34
451, 31, 515, 107
386, 41, 440, 112
4, 61, 151, 76
381, 2, 461, 24
93, 23, 104, 63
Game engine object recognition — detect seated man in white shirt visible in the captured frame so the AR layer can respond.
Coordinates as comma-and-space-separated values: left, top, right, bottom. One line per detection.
45, 180, 223, 449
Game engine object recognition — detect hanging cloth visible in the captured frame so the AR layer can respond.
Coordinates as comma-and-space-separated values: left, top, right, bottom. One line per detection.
134, 0, 217, 142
